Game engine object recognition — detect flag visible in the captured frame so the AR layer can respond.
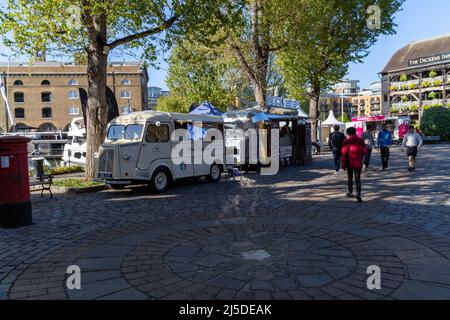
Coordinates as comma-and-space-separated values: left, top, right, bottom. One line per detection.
0, 76, 15, 126
79, 87, 119, 131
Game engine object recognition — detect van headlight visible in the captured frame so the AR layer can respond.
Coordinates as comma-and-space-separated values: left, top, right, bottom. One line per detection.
122, 152, 131, 160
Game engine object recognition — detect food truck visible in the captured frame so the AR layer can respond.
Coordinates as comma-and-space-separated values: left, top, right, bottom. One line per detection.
223, 107, 311, 171
346, 115, 410, 141
94, 111, 225, 192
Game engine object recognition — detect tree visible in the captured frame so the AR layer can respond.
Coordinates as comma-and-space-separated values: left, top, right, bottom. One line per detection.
421, 106, 450, 140
155, 95, 190, 113
277, 0, 404, 142
187, 0, 311, 110
0, 0, 214, 179
165, 39, 248, 111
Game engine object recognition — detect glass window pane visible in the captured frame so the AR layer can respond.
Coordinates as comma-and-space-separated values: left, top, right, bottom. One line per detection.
145, 124, 169, 143
124, 125, 143, 140
107, 125, 125, 140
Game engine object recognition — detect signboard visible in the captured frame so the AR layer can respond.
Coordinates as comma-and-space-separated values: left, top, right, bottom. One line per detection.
408, 51, 450, 67
351, 115, 385, 122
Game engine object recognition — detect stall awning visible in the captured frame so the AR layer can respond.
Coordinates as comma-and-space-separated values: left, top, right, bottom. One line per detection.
321, 110, 344, 126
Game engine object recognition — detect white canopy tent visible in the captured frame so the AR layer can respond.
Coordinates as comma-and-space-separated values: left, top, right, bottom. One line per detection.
319, 110, 345, 144
321, 110, 344, 126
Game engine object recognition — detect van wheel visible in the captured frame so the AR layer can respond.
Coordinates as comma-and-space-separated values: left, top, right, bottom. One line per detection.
150, 168, 171, 193
109, 184, 125, 190
207, 163, 221, 183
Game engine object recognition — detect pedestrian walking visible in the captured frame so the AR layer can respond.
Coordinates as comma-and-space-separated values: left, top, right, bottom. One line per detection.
377, 124, 393, 170
362, 125, 376, 171
341, 127, 368, 203
328, 125, 346, 175
402, 125, 423, 172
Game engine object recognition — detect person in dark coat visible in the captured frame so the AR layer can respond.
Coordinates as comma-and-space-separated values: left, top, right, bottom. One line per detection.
341, 127, 368, 203
328, 125, 346, 175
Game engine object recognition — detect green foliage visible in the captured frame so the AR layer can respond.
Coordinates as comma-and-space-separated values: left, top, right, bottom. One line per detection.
420, 106, 450, 140
409, 105, 418, 113
339, 112, 351, 123
409, 83, 417, 90
401, 95, 408, 102
165, 39, 248, 111
433, 79, 443, 87
389, 85, 397, 91
429, 70, 437, 78
400, 74, 408, 82
48, 165, 84, 175
53, 178, 103, 188
401, 84, 409, 91
422, 81, 431, 88
390, 107, 399, 114
428, 92, 437, 99
155, 95, 190, 113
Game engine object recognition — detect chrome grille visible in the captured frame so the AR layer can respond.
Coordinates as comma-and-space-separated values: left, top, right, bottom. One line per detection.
98, 148, 114, 174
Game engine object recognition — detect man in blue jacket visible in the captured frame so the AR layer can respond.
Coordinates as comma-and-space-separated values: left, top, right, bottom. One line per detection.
377, 124, 393, 170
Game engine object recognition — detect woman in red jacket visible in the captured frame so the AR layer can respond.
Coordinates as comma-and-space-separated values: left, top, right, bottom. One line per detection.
341, 127, 368, 203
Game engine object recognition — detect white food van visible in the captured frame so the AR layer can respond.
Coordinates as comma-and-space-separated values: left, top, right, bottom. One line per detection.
94, 111, 225, 192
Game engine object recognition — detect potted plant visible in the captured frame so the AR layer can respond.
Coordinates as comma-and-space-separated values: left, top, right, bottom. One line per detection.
401, 95, 408, 102
428, 91, 437, 99
409, 83, 417, 90
389, 85, 397, 91
429, 70, 437, 78
390, 107, 399, 114
400, 74, 408, 82
409, 105, 418, 113
401, 84, 409, 91
433, 79, 443, 87
422, 81, 431, 88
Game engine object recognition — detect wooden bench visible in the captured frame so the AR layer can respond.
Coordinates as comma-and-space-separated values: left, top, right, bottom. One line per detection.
29, 174, 53, 198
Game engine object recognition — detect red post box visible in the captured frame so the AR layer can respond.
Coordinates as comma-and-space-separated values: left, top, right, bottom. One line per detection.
0, 136, 32, 228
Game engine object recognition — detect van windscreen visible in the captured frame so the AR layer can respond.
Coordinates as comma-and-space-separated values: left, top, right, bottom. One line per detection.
107, 125, 125, 140
125, 125, 143, 140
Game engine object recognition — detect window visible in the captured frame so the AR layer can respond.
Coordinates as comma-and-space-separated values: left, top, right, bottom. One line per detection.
124, 125, 143, 140
121, 79, 131, 86
38, 123, 57, 132
41, 80, 51, 86
68, 91, 78, 99
121, 106, 131, 114
145, 124, 169, 143
15, 108, 25, 119
120, 90, 131, 99
41, 92, 52, 102
14, 92, 24, 103
13, 80, 23, 86
68, 79, 78, 86
42, 107, 52, 118
107, 125, 125, 141
68, 107, 80, 116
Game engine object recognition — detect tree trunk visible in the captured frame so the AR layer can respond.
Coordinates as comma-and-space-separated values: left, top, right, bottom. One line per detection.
309, 88, 321, 143
254, 78, 267, 110
85, 13, 108, 180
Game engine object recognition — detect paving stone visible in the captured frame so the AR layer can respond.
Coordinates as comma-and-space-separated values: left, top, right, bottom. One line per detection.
297, 274, 333, 288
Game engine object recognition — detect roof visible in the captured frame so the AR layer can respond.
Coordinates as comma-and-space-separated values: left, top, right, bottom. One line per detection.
321, 110, 344, 126
111, 110, 224, 124
381, 34, 450, 73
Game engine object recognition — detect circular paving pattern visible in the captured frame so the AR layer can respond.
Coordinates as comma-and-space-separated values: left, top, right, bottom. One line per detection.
122, 222, 407, 299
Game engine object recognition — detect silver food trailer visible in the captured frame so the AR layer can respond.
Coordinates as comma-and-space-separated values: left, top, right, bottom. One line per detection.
94, 111, 225, 192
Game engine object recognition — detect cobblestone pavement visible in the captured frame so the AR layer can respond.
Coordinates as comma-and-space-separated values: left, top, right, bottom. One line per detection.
1, 144, 449, 300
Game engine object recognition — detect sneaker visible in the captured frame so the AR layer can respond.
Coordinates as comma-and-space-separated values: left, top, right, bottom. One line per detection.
347, 192, 354, 198
408, 167, 413, 172
363, 166, 368, 171
334, 171, 339, 175
356, 195, 363, 203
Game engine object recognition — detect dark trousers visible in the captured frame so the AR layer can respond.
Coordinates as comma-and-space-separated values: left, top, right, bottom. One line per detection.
380, 147, 390, 169
332, 149, 342, 172
363, 148, 372, 168
347, 168, 362, 196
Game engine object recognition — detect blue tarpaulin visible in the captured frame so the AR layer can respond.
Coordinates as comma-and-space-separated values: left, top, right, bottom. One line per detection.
189, 101, 223, 116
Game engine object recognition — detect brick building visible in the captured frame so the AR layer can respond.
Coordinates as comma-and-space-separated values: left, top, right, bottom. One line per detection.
0, 61, 148, 132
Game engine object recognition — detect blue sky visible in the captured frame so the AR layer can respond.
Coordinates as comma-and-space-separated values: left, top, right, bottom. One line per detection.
2, 0, 450, 91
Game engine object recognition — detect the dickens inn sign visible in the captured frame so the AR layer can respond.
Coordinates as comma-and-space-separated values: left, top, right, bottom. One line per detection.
409, 51, 450, 67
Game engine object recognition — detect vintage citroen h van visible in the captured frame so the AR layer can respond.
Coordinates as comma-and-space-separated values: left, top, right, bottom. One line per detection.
94, 111, 225, 192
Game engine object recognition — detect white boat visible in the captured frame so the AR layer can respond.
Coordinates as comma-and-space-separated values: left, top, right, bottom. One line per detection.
62, 117, 87, 166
